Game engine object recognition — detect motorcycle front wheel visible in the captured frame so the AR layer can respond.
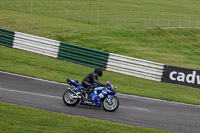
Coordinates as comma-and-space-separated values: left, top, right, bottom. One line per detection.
102, 96, 119, 112
63, 90, 80, 106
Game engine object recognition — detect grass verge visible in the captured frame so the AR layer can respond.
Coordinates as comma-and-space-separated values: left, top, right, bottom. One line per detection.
0, 102, 176, 133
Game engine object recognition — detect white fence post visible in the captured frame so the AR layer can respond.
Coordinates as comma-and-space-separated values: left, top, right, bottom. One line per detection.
157, 17, 160, 27
97, 10, 99, 24
168, 17, 171, 28
65, 8, 67, 19
197, 18, 200, 28
144, 17, 147, 28
88, 0, 91, 24
188, 18, 191, 28
124, 15, 126, 26
30, 0, 32, 14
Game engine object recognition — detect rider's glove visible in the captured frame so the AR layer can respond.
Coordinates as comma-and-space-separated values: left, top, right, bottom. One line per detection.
100, 83, 108, 88
105, 84, 109, 88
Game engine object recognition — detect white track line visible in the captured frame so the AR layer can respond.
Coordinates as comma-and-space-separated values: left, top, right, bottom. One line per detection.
117, 93, 200, 108
0, 87, 61, 99
0, 71, 67, 86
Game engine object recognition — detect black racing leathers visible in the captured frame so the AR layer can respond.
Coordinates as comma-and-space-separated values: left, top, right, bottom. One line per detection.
82, 72, 104, 93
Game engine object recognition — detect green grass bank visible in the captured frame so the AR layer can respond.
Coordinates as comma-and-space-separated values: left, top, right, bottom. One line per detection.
0, 102, 176, 133
1, 0, 200, 27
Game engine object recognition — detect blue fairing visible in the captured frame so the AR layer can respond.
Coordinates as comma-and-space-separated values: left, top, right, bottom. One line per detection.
109, 95, 114, 101
67, 78, 117, 107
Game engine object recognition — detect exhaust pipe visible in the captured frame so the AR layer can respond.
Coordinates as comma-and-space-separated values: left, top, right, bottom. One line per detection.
70, 95, 82, 99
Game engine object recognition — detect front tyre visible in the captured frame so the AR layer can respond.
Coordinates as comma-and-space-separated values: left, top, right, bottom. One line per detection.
102, 96, 119, 112
63, 90, 80, 106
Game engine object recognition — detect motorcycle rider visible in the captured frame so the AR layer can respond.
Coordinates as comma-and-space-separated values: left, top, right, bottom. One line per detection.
82, 67, 105, 99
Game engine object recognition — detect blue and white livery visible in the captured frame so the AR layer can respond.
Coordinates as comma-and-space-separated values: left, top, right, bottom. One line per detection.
63, 78, 119, 112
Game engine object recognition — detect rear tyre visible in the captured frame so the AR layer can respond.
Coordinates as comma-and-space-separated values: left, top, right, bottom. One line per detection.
102, 96, 119, 112
63, 90, 80, 106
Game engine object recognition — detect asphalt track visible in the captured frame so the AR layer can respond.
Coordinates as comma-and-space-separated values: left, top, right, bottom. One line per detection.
0, 71, 200, 133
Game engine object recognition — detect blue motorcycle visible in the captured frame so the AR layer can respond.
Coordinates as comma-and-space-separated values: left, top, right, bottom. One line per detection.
63, 78, 119, 112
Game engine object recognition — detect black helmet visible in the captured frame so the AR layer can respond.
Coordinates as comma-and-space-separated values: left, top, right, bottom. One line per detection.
94, 67, 103, 77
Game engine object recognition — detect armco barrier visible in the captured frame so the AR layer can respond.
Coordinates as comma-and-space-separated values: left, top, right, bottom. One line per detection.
4, 28, 200, 88
0, 28, 15, 47
106, 53, 164, 81
58, 42, 109, 69
13, 32, 60, 58
0, 28, 164, 82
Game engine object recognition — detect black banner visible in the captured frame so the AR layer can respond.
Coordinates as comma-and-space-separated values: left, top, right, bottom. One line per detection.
162, 65, 200, 89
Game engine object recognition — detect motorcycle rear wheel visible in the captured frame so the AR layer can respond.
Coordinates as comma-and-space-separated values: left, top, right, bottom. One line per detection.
63, 90, 80, 106
102, 96, 119, 112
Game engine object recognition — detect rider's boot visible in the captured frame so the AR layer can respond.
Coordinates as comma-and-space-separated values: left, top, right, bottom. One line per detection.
85, 93, 88, 100
80, 89, 87, 99
81, 88, 90, 100
86, 88, 93, 100
82, 87, 93, 100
